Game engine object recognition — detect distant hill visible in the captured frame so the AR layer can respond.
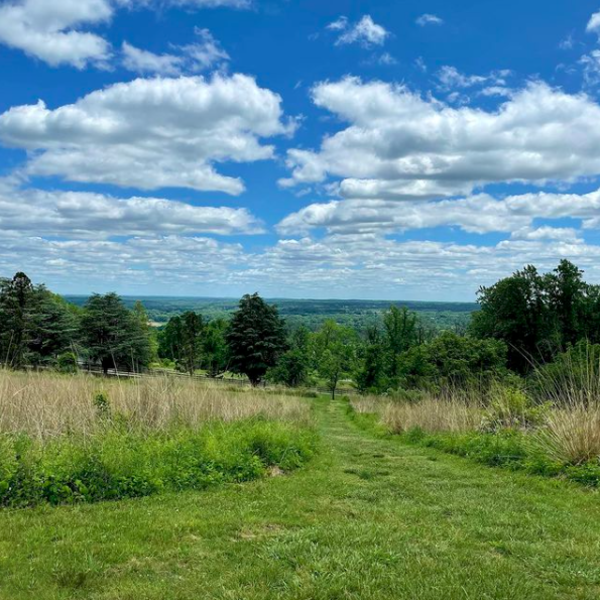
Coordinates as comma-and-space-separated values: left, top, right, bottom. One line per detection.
64, 295, 478, 333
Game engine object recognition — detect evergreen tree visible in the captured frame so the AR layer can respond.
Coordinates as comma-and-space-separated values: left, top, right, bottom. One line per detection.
0, 272, 39, 368
80, 293, 151, 374
29, 292, 80, 366
225, 293, 287, 385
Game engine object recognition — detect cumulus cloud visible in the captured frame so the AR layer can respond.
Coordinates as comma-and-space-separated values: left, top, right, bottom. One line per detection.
0, 0, 248, 69
6, 224, 600, 299
122, 29, 229, 75
280, 77, 600, 200
0, 0, 113, 68
416, 14, 443, 27
0, 74, 293, 193
587, 10, 600, 37
277, 189, 600, 236
329, 15, 389, 47
0, 180, 263, 238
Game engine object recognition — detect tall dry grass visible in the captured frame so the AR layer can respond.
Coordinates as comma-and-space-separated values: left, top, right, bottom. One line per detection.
535, 405, 600, 465
0, 370, 311, 441
351, 393, 482, 435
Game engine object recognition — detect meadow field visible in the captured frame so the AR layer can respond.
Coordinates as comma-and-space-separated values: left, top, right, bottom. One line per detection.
2, 371, 600, 599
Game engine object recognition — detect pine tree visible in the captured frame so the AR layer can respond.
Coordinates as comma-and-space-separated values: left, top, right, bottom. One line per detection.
226, 293, 287, 385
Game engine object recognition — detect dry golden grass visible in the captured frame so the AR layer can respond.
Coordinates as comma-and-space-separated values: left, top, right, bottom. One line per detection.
351, 394, 482, 434
0, 370, 311, 440
534, 403, 600, 465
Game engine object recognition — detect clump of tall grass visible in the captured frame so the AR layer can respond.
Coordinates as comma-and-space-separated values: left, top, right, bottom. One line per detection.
524, 343, 600, 465
351, 389, 482, 435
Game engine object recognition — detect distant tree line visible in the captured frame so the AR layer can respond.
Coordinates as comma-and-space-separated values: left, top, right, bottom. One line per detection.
2, 259, 599, 395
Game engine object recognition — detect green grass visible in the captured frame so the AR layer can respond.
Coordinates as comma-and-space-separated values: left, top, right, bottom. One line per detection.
0, 420, 317, 507
2, 397, 600, 599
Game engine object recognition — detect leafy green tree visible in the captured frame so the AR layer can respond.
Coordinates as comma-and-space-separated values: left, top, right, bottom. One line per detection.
180, 311, 204, 375
383, 306, 419, 381
159, 315, 184, 362
226, 294, 287, 385
268, 326, 311, 387
470, 265, 553, 372
203, 318, 229, 377
312, 320, 357, 399
545, 259, 587, 348
80, 293, 151, 374
355, 325, 387, 393
398, 332, 508, 389
471, 260, 600, 372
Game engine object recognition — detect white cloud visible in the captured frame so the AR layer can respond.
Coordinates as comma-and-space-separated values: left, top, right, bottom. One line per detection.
580, 50, 600, 86
0, 179, 263, 238
281, 77, 600, 200
333, 15, 389, 48
277, 189, 600, 236
122, 29, 229, 75
0, 0, 248, 69
327, 16, 348, 31
165, 0, 251, 7
0, 74, 293, 193
0, 0, 113, 68
7, 224, 600, 300
416, 14, 443, 27
122, 42, 182, 75
436, 66, 511, 91
510, 226, 581, 242
587, 10, 600, 36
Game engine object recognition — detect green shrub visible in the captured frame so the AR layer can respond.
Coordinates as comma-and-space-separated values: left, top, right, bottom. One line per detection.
480, 386, 550, 432
56, 352, 78, 373
0, 420, 317, 508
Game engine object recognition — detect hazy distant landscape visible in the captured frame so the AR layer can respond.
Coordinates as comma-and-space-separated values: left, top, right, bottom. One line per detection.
65, 295, 478, 332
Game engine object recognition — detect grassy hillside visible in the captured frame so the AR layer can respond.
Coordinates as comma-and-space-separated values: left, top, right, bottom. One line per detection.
2, 395, 600, 599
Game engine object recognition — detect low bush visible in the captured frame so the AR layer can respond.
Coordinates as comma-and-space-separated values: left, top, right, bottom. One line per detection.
0, 419, 317, 508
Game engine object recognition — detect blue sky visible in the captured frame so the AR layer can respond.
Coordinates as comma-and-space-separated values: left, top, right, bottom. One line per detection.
1, 0, 600, 301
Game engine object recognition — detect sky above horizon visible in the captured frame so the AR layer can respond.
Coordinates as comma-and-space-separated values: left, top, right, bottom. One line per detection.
1, 0, 600, 301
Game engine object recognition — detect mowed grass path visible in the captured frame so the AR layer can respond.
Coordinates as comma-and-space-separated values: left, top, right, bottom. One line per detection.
2, 398, 600, 600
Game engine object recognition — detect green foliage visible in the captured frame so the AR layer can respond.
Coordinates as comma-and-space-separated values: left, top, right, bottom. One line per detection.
93, 392, 111, 419
226, 294, 288, 385
179, 311, 204, 375
0, 274, 79, 368
56, 351, 78, 373
396, 331, 508, 389
355, 325, 387, 394
311, 320, 357, 398
383, 306, 419, 382
481, 386, 550, 432
80, 293, 151, 373
471, 260, 600, 373
530, 340, 600, 405
0, 420, 317, 508
202, 318, 228, 377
